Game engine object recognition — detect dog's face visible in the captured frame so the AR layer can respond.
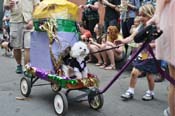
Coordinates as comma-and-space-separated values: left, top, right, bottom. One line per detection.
70, 41, 89, 58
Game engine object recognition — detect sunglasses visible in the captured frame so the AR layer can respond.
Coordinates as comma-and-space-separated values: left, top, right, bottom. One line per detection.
82, 39, 90, 42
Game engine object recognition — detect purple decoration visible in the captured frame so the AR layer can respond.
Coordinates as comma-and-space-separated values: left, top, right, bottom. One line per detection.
61, 76, 70, 80
35, 68, 49, 80
30, 31, 79, 73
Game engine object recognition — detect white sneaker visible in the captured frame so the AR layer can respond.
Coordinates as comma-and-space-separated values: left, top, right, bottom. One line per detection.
163, 107, 170, 116
121, 91, 134, 100
142, 91, 154, 101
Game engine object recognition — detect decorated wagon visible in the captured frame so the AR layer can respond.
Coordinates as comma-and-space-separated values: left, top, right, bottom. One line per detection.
19, 0, 166, 115
19, 0, 104, 115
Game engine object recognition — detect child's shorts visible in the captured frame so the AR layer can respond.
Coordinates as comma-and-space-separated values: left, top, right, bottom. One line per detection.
133, 58, 158, 74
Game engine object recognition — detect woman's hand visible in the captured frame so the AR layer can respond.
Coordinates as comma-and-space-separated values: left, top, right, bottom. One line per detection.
88, 38, 94, 44
114, 40, 123, 45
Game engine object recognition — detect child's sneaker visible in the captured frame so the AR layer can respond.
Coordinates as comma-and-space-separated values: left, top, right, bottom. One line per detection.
121, 91, 134, 100
142, 91, 154, 101
16, 65, 23, 74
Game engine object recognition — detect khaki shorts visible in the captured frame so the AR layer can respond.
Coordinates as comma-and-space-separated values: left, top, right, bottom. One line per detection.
10, 23, 31, 49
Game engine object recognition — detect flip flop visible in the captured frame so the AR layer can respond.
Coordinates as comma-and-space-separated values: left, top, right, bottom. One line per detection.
99, 64, 107, 69
95, 62, 103, 66
105, 65, 116, 70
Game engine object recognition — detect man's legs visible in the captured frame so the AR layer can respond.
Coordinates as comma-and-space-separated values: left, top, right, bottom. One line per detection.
13, 49, 23, 73
10, 23, 23, 73
13, 49, 22, 64
10, 23, 31, 73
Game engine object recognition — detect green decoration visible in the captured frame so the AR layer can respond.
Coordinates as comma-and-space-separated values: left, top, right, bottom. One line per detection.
33, 19, 77, 32
68, 80, 78, 85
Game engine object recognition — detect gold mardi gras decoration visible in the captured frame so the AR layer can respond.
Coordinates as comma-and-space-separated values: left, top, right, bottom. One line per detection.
40, 18, 59, 44
40, 19, 62, 74
80, 76, 99, 88
25, 64, 36, 76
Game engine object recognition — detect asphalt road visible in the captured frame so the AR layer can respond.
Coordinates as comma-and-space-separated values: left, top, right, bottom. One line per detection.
0, 49, 169, 116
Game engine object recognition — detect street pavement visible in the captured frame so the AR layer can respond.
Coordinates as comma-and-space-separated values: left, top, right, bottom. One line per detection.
0, 48, 169, 116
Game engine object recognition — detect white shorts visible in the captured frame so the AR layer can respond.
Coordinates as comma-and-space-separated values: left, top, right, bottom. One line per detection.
10, 23, 31, 49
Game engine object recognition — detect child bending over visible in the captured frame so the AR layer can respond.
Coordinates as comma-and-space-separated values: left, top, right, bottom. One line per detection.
119, 4, 158, 101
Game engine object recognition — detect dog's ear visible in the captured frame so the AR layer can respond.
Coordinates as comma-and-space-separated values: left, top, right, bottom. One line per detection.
65, 46, 71, 55
62, 46, 71, 57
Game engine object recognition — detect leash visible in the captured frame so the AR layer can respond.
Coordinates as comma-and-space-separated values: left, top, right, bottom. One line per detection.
89, 44, 124, 55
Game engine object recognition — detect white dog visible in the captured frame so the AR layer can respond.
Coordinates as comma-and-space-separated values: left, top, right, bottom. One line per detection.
62, 41, 89, 79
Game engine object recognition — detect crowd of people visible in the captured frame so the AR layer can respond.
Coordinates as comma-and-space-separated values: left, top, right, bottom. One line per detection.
78, 0, 168, 73
0, 0, 174, 116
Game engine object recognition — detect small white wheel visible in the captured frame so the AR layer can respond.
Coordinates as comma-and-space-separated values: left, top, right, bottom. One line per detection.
51, 83, 61, 93
20, 77, 31, 97
54, 92, 68, 116
88, 88, 104, 110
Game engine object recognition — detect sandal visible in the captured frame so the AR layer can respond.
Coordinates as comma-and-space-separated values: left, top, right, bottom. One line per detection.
105, 65, 116, 70
99, 64, 107, 69
95, 62, 103, 66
